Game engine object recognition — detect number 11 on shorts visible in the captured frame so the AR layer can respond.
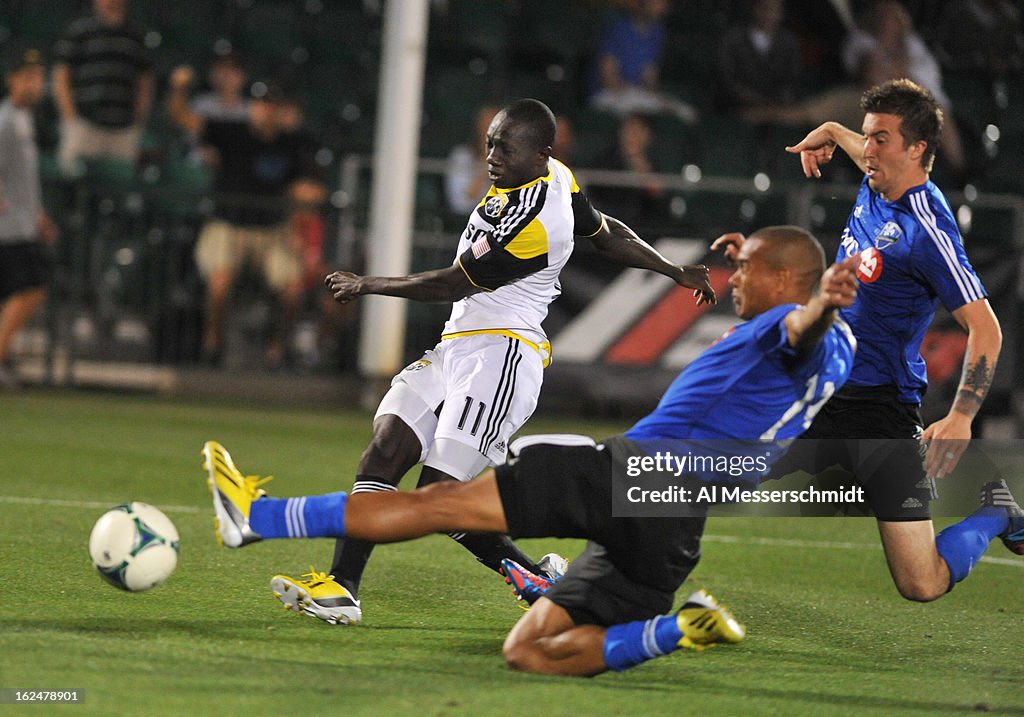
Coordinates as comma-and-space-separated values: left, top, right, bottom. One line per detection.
458, 396, 487, 436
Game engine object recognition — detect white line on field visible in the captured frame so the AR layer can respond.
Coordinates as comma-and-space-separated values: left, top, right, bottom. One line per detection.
1, 494, 1020, 568
0, 495, 202, 513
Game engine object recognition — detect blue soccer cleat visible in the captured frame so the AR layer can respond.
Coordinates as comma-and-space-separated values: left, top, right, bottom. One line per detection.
980, 479, 1024, 555
501, 558, 559, 606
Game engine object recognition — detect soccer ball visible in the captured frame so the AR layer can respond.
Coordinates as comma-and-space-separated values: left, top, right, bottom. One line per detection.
89, 502, 180, 592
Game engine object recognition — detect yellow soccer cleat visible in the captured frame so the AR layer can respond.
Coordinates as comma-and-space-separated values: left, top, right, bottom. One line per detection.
676, 589, 746, 651
202, 440, 272, 548
271, 567, 362, 625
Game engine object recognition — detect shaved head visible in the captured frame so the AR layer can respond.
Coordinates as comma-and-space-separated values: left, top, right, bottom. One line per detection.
749, 225, 826, 298
500, 98, 556, 153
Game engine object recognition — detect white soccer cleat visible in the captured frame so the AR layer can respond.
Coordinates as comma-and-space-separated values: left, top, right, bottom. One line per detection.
537, 552, 569, 580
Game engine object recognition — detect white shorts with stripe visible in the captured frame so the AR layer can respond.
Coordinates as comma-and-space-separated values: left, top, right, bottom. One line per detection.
374, 333, 544, 480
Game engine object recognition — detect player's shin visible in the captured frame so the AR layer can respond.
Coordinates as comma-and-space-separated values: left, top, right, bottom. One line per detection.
935, 506, 1009, 590
602, 614, 685, 672
448, 532, 545, 576
248, 492, 349, 539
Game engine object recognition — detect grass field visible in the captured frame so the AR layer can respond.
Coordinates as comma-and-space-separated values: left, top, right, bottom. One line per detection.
1, 390, 1022, 716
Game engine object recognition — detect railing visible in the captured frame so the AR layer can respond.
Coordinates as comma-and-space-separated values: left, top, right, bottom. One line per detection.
22, 155, 1024, 425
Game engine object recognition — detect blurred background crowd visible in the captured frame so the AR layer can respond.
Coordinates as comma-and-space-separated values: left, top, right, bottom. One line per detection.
0, 0, 1021, 404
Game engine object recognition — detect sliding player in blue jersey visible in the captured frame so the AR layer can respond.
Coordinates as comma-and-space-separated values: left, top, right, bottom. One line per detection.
715, 79, 1021, 603
203, 225, 860, 676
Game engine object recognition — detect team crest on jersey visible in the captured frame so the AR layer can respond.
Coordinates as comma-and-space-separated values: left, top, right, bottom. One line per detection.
403, 359, 432, 372
873, 221, 902, 249
483, 193, 508, 218
856, 247, 883, 283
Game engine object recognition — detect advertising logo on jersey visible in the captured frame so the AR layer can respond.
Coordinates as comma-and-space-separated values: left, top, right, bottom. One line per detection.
856, 247, 883, 283
873, 221, 902, 250
483, 193, 508, 218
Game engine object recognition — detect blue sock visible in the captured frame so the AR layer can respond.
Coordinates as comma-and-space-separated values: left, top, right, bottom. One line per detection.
603, 613, 683, 672
249, 492, 348, 539
935, 506, 1008, 589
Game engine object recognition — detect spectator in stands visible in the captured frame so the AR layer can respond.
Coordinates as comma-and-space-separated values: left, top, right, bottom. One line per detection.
588, 0, 698, 124
933, 1, 1023, 78
186, 51, 249, 167
168, 66, 314, 369
588, 114, 670, 233
191, 52, 250, 125
0, 50, 59, 390
718, 0, 804, 173
841, 1, 966, 178
444, 104, 499, 215
552, 114, 576, 165
53, 0, 154, 175
718, 0, 802, 112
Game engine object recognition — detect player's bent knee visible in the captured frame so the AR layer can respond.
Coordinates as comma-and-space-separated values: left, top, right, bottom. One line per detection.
893, 576, 946, 603
502, 637, 544, 673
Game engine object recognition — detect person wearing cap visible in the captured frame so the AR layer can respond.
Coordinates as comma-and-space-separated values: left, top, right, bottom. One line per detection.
53, 0, 154, 174
0, 50, 59, 390
168, 65, 316, 369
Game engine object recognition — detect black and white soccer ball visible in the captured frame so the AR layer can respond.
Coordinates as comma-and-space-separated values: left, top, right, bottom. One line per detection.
88, 502, 180, 592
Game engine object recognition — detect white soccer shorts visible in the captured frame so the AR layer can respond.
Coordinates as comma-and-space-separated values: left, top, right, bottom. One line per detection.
374, 333, 544, 480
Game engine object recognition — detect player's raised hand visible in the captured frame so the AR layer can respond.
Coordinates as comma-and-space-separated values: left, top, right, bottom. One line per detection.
819, 255, 859, 309
676, 264, 716, 305
785, 125, 838, 179
710, 232, 744, 265
325, 271, 363, 304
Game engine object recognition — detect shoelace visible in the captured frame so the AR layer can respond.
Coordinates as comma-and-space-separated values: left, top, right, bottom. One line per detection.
239, 474, 274, 499
299, 567, 335, 586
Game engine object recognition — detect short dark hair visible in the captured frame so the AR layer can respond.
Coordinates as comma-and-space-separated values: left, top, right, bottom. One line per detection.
860, 78, 942, 171
502, 98, 556, 152
752, 225, 826, 296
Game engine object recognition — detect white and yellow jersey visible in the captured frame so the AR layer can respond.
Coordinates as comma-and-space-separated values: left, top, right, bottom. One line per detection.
443, 158, 604, 359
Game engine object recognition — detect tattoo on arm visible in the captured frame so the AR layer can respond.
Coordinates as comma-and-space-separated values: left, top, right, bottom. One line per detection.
952, 355, 993, 417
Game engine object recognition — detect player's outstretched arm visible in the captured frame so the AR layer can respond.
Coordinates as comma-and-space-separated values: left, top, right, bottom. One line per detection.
325, 264, 479, 305
785, 121, 868, 178
783, 255, 859, 352
920, 299, 1002, 479
589, 214, 716, 304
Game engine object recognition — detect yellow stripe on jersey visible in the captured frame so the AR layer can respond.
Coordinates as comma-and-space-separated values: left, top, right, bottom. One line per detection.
578, 213, 606, 238
504, 218, 549, 259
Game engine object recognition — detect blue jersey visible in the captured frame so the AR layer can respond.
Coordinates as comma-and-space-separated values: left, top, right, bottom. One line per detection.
837, 177, 986, 403
626, 304, 856, 443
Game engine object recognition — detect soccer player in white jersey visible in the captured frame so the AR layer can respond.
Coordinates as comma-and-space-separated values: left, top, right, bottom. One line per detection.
270, 99, 716, 624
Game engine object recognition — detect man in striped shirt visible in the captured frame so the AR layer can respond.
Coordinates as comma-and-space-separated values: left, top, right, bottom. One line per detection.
718, 78, 1012, 602
53, 0, 153, 173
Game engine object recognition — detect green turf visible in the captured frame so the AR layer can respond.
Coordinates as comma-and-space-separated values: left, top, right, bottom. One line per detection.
1, 390, 1021, 716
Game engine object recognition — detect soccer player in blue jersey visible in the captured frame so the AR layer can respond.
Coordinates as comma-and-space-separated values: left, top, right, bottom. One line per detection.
204, 225, 860, 676
715, 78, 1021, 603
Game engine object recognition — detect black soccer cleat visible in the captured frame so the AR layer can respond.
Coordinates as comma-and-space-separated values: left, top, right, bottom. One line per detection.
979, 480, 1024, 555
